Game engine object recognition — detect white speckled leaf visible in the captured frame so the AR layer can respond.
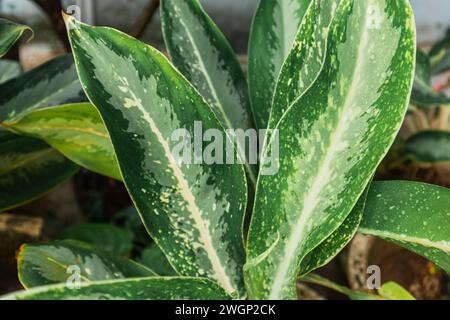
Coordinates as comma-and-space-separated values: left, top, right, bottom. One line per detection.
248, 0, 311, 129
161, 0, 257, 185
65, 16, 247, 297
245, 0, 416, 300
0, 18, 32, 58
270, 0, 340, 128
360, 181, 450, 275
18, 240, 155, 288
1, 277, 231, 300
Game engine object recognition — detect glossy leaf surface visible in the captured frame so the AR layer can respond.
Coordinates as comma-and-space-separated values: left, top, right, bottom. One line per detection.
0, 131, 78, 212
2, 103, 121, 180
0, 18, 31, 58
248, 0, 311, 129
2, 277, 230, 300
18, 240, 155, 288
405, 130, 450, 163
360, 181, 450, 274
0, 60, 22, 84
429, 33, 450, 74
245, 0, 416, 299
0, 54, 86, 122
411, 49, 450, 106
298, 184, 369, 276
57, 223, 134, 256
271, 0, 340, 127
161, 0, 257, 185
66, 16, 247, 297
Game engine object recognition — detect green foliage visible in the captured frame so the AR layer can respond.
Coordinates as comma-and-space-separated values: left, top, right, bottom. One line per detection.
57, 223, 134, 256
17, 240, 155, 288
0, 130, 79, 211
1, 1, 449, 302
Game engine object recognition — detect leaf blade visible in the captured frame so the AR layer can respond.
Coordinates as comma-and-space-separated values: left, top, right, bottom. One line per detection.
2, 277, 230, 300
161, 0, 257, 185
2, 103, 121, 180
248, 0, 311, 129
245, 0, 416, 299
360, 181, 450, 274
0, 131, 79, 212
0, 18, 32, 58
18, 240, 155, 288
65, 16, 247, 297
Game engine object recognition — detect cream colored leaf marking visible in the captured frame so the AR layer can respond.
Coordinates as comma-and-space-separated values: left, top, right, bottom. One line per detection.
359, 228, 450, 252
169, 5, 256, 186
66, 16, 236, 295
269, 2, 381, 299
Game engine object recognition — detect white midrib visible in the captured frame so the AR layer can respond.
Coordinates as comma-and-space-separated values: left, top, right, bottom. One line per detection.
131, 93, 235, 295
269, 8, 371, 299
175, 13, 257, 186
360, 228, 450, 252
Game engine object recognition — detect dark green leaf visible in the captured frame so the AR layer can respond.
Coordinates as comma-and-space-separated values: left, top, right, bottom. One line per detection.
57, 223, 134, 256
360, 181, 450, 274
248, 0, 311, 129
0, 18, 32, 58
429, 33, 450, 75
17, 240, 155, 288
245, 0, 416, 299
139, 243, 178, 276
2, 103, 121, 180
65, 16, 247, 297
298, 183, 370, 276
405, 130, 450, 163
161, 0, 257, 185
271, 0, 340, 128
0, 130, 79, 212
0, 54, 86, 122
2, 277, 230, 300
0, 59, 22, 84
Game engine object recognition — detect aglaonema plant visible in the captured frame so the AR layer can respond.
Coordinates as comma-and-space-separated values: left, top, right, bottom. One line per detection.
1, 0, 450, 300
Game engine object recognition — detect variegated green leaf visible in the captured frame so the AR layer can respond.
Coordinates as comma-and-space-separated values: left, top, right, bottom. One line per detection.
245, 0, 416, 299
411, 48, 450, 106
298, 183, 370, 276
0, 59, 22, 84
378, 282, 415, 300
2, 103, 121, 180
429, 33, 450, 75
161, 0, 257, 185
65, 16, 247, 297
58, 223, 134, 256
2, 277, 230, 300
0, 54, 86, 122
248, 0, 311, 129
271, 0, 340, 127
139, 243, 178, 276
405, 130, 450, 163
0, 18, 32, 58
18, 240, 155, 288
360, 181, 450, 275
0, 130, 79, 212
